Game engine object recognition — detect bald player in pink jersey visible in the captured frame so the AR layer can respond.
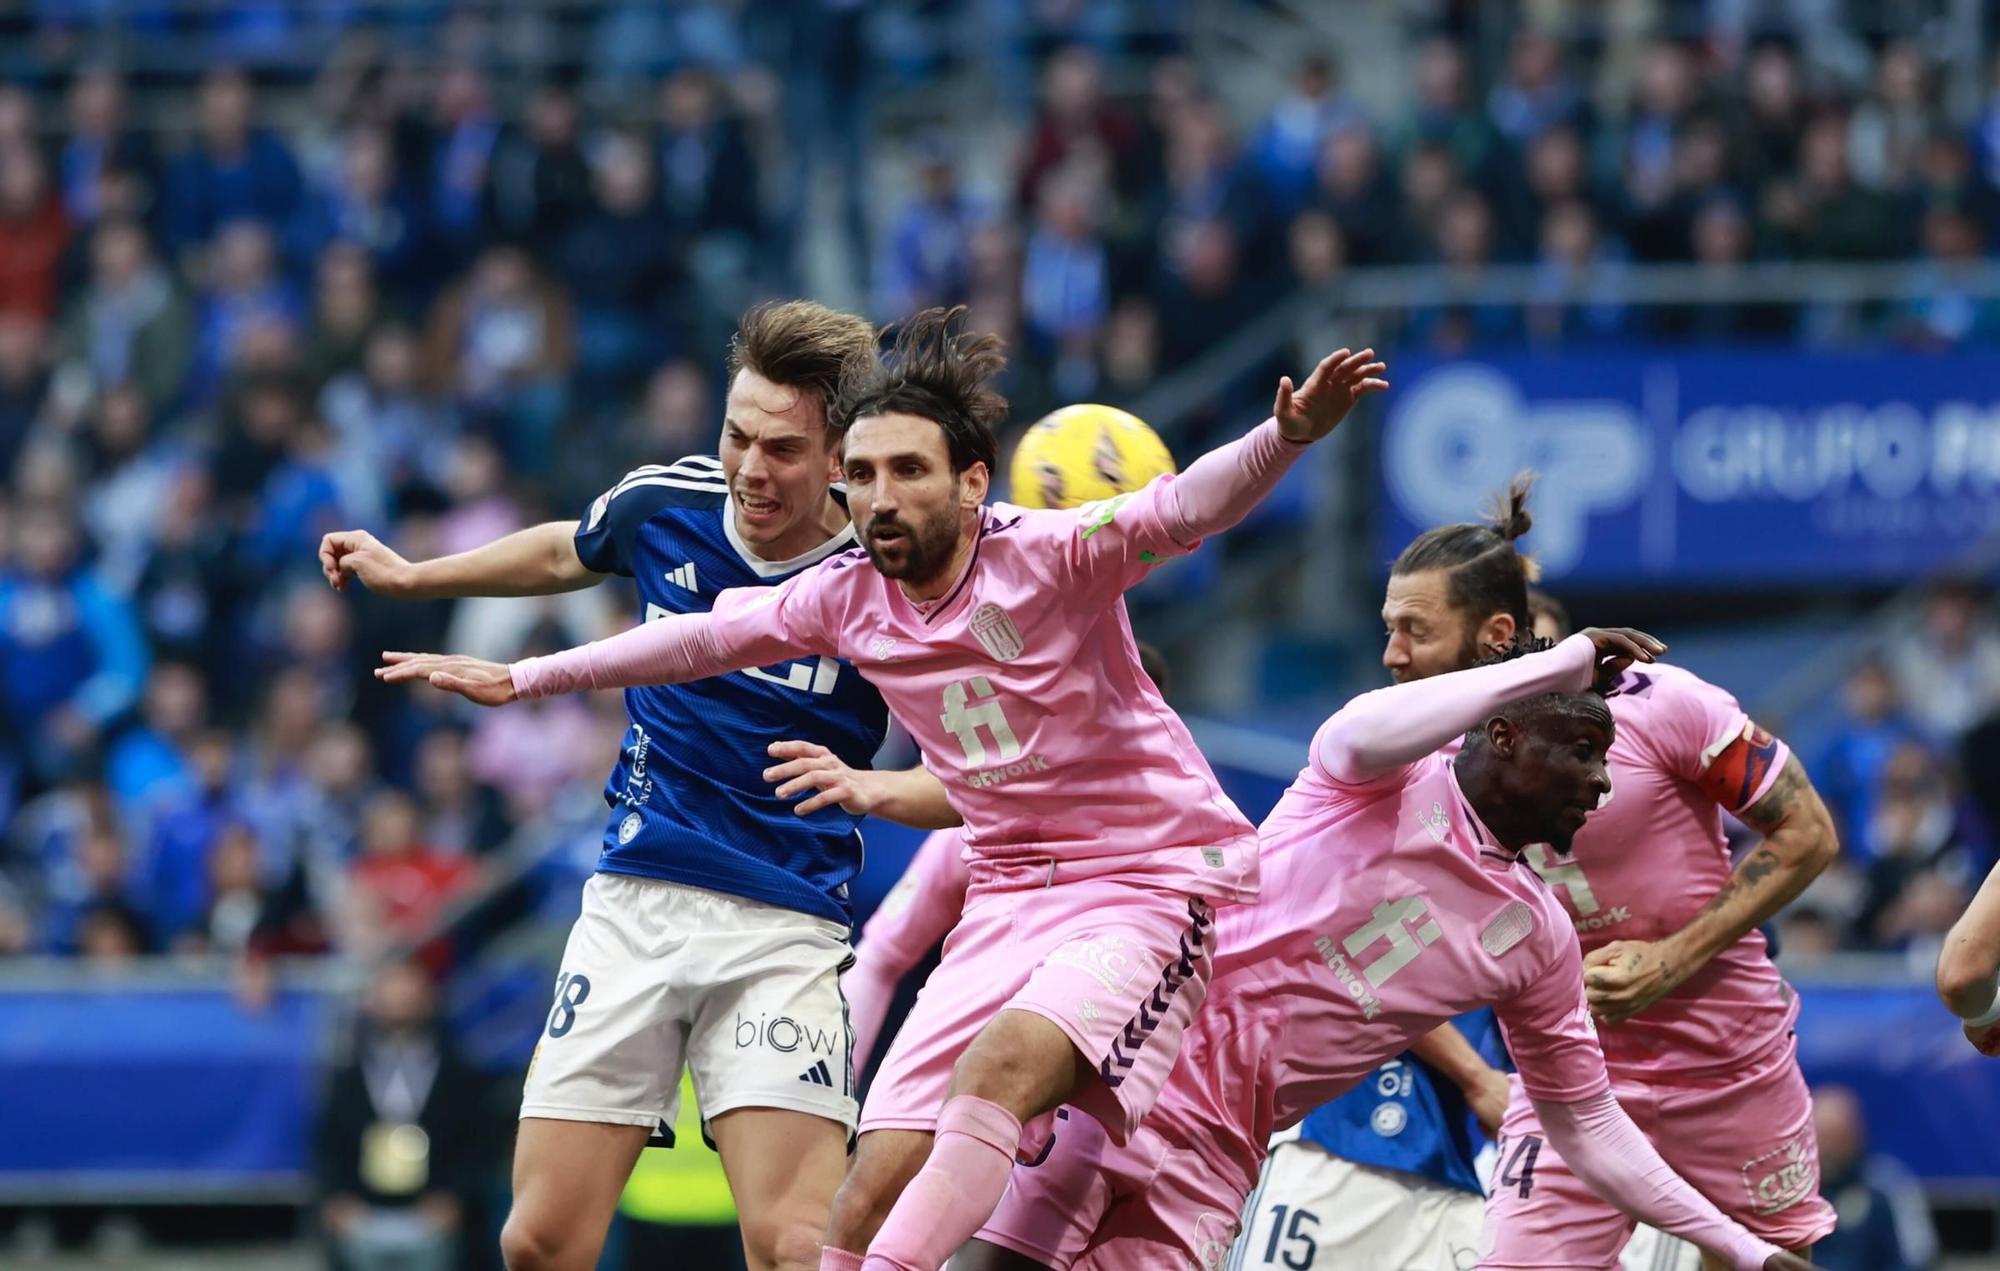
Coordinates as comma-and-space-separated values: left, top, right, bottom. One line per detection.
379, 308, 1390, 1271
961, 632, 1811, 1271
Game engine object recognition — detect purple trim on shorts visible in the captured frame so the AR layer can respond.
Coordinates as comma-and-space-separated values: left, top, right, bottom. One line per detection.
1099, 898, 1214, 1089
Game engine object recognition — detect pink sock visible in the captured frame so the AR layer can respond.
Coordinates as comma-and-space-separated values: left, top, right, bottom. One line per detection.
861, 1095, 1022, 1271
819, 1249, 865, 1271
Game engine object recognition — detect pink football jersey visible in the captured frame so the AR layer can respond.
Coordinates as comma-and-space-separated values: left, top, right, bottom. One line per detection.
1157, 745, 1607, 1193
1519, 663, 1793, 1079
696, 491, 1260, 899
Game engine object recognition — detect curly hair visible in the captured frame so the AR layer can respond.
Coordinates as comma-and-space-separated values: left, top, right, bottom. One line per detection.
831, 306, 1007, 476
1468, 633, 1615, 740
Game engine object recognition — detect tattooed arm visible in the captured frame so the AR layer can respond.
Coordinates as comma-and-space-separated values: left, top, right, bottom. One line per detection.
1585, 743, 1838, 1024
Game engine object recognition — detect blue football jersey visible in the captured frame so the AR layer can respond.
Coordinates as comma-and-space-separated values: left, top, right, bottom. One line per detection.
1295, 1009, 1509, 1196
572, 456, 890, 924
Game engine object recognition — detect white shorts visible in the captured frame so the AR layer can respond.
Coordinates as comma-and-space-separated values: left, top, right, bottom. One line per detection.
521, 872, 858, 1139
1229, 1142, 1483, 1271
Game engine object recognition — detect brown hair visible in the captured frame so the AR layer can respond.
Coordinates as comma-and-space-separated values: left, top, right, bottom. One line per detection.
726, 301, 878, 434
1390, 471, 1540, 629
832, 306, 1006, 475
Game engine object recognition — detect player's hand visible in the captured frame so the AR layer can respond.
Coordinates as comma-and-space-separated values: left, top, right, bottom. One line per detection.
1575, 627, 1666, 695
321, 529, 416, 596
1965, 1018, 2000, 1057
1583, 938, 1685, 1024
765, 740, 883, 816
1273, 347, 1389, 444
1463, 1065, 1512, 1137
377, 652, 517, 706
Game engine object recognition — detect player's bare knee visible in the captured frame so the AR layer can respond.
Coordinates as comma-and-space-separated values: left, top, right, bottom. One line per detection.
825, 1135, 924, 1248
949, 1012, 1078, 1116
499, 1213, 572, 1271
739, 1211, 825, 1271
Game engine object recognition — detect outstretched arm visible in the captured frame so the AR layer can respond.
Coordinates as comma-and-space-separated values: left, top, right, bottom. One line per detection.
1152, 348, 1387, 547
764, 741, 962, 831
1314, 630, 1664, 785
1528, 1093, 1804, 1271
321, 522, 601, 599
1940, 860, 2000, 1055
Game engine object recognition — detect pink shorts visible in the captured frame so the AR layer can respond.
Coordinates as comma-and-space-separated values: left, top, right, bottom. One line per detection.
976, 1108, 1246, 1270
859, 857, 1215, 1148
1481, 1030, 1838, 1268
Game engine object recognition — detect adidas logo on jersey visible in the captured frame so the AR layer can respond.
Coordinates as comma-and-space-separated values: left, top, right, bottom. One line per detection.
798, 1060, 834, 1087
665, 563, 698, 591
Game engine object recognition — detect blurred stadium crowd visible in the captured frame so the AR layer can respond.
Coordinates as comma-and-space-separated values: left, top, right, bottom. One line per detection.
0, 0, 1995, 1104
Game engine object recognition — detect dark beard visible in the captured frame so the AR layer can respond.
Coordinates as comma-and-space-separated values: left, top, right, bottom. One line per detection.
863, 508, 962, 587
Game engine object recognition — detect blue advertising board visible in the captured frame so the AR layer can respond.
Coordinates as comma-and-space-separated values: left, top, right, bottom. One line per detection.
1378, 353, 2000, 584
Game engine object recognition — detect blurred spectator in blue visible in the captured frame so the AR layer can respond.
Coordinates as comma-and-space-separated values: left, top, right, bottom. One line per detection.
557, 132, 681, 406
1887, 581, 2000, 745
0, 313, 51, 476
1405, 38, 1501, 188
655, 66, 762, 245
1810, 1085, 1937, 1271
45, 821, 150, 956
1393, 139, 1460, 262
1905, 129, 1999, 234
1971, 46, 2000, 190
105, 660, 208, 812
1309, 126, 1396, 264
1740, 42, 1807, 196
1896, 210, 2000, 349
58, 67, 157, 232
874, 140, 985, 317
0, 143, 72, 324
235, 669, 335, 888
144, 729, 244, 940
1524, 201, 1628, 345
1848, 40, 1935, 193
1652, 194, 1795, 341
1021, 170, 1110, 362
53, 217, 194, 415
489, 81, 592, 251
0, 504, 148, 785
246, 414, 354, 571
1250, 52, 1365, 216
426, 65, 501, 264
1500, 123, 1594, 259
318, 959, 487, 1271
194, 218, 302, 403
1407, 190, 1521, 352
1812, 660, 1928, 853
424, 245, 571, 474
1487, 30, 1582, 148
1016, 46, 1145, 214
1155, 216, 1260, 367
1150, 98, 1261, 262
133, 467, 233, 667
304, 242, 390, 391
162, 67, 303, 257
617, 358, 713, 468
1626, 112, 1735, 264
212, 371, 308, 524
79, 384, 191, 594
292, 126, 425, 289
321, 324, 453, 515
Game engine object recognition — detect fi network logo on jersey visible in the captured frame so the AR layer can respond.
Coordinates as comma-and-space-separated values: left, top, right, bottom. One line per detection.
664, 562, 698, 592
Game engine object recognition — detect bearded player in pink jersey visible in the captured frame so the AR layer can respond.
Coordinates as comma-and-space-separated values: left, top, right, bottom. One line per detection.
378, 308, 1389, 1271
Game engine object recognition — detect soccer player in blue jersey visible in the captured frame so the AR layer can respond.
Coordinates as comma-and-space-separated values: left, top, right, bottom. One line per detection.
319, 301, 897, 1271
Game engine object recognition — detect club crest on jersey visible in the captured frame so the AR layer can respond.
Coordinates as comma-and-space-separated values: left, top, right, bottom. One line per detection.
1743, 1131, 1819, 1215
969, 602, 1025, 662
618, 812, 642, 844
1418, 801, 1451, 845
1480, 901, 1534, 957
1371, 1102, 1409, 1136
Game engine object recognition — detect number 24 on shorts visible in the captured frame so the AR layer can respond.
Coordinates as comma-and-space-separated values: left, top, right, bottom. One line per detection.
546, 971, 592, 1038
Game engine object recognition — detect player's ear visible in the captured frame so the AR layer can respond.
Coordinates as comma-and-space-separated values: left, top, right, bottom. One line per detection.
1480, 612, 1517, 653
960, 460, 990, 509
1485, 716, 1518, 760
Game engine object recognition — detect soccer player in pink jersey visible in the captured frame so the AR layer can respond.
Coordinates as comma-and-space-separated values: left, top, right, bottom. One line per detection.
962, 630, 1811, 1271
378, 308, 1389, 1271
1938, 860, 2000, 1055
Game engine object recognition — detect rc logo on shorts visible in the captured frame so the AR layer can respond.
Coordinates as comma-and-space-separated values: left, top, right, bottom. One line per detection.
1049, 934, 1138, 995
735, 1012, 838, 1056
1192, 1214, 1236, 1270
1742, 1130, 1819, 1215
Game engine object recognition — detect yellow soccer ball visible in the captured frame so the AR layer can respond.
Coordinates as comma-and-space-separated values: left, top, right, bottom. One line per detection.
1008, 404, 1177, 510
